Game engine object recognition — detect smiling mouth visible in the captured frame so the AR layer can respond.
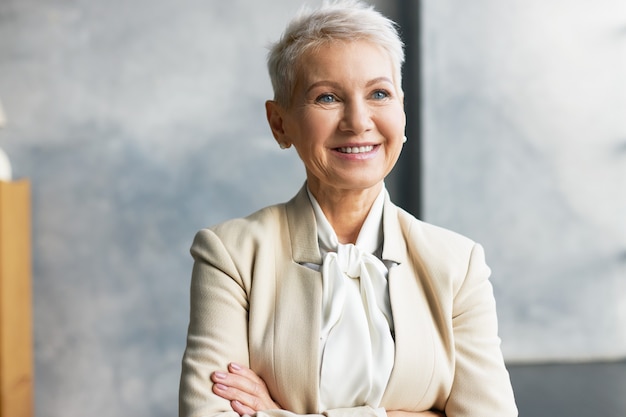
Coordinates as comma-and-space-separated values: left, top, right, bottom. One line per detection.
336, 145, 375, 154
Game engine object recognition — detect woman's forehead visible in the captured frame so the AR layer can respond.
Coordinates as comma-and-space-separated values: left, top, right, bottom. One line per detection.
295, 40, 397, 85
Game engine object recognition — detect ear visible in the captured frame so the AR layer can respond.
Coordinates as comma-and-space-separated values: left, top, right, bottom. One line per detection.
265, 100, 291, 146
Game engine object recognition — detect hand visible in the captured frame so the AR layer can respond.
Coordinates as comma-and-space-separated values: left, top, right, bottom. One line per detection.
211, 363, 282, 416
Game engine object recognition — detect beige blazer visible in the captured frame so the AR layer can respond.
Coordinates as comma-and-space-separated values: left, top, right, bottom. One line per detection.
179, 186, 518, 417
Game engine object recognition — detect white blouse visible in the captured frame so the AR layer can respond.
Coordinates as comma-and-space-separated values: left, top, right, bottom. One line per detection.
306, 187, 395, 414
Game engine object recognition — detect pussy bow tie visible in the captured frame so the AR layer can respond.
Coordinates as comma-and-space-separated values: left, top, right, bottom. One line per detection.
318, 242, 394, 410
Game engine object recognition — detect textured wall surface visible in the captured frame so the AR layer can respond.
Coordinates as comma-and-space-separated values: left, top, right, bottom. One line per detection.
1, 0, 625, 415
421, 0, 626, 362
0, 0, 312, 415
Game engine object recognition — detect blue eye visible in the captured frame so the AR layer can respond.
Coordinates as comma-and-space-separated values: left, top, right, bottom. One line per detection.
316, 94, 336, 104
372, 90, 389, 100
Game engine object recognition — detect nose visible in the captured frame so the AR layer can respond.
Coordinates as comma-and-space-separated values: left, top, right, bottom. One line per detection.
339, 98, 373, 135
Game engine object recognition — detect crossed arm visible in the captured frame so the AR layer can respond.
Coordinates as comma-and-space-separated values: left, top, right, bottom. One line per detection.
210, 362, 445, 417
181, 228, 517, 417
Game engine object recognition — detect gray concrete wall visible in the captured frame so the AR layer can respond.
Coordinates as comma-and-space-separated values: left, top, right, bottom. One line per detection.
0, 0, 624, 415
0, 1, 314, 415
421, 0, 626, 362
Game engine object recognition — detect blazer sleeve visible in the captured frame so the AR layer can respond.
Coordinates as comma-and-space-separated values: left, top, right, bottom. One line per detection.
179, 228, 390, 417
179, 228, 249, 417
445, 244, 518, 417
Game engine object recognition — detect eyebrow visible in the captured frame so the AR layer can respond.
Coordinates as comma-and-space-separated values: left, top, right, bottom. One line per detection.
305, 77, 394, 94
366, 77, 394, 87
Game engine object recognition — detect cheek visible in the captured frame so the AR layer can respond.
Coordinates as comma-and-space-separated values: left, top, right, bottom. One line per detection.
379, 107, 406, 139
393, 106, 407, 133
304, 111, 337, 133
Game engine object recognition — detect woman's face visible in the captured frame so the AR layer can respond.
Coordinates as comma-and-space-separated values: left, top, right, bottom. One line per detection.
268, 40, 406, 197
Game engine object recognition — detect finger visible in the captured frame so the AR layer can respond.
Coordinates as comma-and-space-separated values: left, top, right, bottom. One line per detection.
211, 367, 279, 411
228, 363, 266, 385
231, 399, 256, 416
212, 370, 261, 397
212, 381, 234, 401
228, 363, 275, 403
213, 380, 263, 411
217, 366, 269, 400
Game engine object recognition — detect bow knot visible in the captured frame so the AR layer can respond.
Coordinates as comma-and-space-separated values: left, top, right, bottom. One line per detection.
336, 243, 365, 278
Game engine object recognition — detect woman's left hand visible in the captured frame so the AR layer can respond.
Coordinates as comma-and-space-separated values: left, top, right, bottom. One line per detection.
211, 362, 282, 415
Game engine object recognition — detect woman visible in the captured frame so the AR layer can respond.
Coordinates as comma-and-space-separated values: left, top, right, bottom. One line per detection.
179, 1, 518, 416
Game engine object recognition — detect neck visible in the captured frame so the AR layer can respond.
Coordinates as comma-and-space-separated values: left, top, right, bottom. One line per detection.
308, 180, 383, 245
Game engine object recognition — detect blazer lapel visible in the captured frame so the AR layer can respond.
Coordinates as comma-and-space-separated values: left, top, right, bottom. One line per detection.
380, 198, 437, 410
272, 186, 323, 413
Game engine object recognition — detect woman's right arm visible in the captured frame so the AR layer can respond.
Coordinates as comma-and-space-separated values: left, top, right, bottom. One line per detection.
209, 362, 445, 417
179, 229, 252, 417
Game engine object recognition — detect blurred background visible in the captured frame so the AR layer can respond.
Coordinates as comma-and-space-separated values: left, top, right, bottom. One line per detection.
0, 0, 624, 416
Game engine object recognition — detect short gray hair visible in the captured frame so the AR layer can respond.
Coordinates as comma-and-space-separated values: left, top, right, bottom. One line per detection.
267, 0, 405, 107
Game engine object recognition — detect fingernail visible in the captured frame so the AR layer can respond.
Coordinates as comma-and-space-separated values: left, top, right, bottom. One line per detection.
230, 362, 241, 371
214, 383, 227, 391
213, 371, 227, 379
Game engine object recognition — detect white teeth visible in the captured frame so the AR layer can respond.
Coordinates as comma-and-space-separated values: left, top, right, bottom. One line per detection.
339, 145, 374, 154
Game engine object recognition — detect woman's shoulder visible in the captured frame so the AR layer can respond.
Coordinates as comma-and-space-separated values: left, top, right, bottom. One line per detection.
188, 202, 290, 277
392, 204, 483, 275
392, 205, 490, 296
